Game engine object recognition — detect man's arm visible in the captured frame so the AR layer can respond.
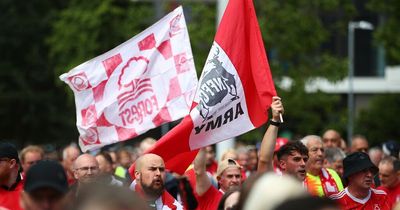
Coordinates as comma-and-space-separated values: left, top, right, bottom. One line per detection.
257, 96, 284, 173
194, 148, 212, 196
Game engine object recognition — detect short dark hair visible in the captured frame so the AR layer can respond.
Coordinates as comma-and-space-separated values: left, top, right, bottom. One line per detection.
277, 141, 308, 161
96, 151, 113, 165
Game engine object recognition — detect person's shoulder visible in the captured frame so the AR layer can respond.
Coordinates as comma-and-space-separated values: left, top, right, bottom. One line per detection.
376, 185, 388, 192
371, 188, 387, 196
326, 168, 340, 176
328, 189, 346, 200
201, 185, 222, 198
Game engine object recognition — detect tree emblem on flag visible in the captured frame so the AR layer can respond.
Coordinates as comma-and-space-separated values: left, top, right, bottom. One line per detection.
197, 46, 239, 121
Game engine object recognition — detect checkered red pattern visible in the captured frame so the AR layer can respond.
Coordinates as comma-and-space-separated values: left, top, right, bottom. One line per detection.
60, 7, 197, 152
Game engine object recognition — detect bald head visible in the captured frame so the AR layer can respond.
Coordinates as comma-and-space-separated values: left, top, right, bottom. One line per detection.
73, 154, 99, 183
322, 129, 341, 148
135, 154, 165, 199
351, 135, 369, 153
135, 153, 164, 173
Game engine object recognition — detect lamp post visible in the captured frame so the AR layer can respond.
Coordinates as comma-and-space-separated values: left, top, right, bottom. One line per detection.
347, 21, 374, 146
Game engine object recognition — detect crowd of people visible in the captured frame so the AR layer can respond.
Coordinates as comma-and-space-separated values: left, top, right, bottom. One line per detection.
1, 97, 399, 210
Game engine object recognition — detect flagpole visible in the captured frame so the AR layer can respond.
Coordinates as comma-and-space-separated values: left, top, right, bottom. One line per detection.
215, 0, 235, 161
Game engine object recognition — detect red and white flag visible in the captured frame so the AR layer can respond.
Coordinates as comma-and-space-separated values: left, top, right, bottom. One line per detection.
60, 6, 198, 152
132, 0, 277, 175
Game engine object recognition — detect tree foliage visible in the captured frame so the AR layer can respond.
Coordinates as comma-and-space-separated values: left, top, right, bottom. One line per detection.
1, 0, 397, 147
240, 0, 354, 142
368, 0, 400, 64
0, 0, 76, 146
355, 94, 400, 146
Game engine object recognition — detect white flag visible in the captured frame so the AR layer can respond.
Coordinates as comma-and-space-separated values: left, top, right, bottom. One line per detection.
60, 6, 198, 152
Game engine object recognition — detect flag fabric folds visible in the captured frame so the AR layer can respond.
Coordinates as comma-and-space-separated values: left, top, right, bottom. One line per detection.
60, 6, 198, 152
131, 0, 277, 175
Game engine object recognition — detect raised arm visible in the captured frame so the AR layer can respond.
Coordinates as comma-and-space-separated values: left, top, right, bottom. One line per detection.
193, 148, 212, 196
257, 96, 284, 173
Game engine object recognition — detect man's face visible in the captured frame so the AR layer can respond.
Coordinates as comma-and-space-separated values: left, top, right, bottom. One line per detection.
247, 150, 258, 171
64, 148, 80, 172
95, 155, 112, 174
332, 159, 344, 177
306, 139, 324, 172
119, 152, 132, 169
322, 131, 340, 148
218, 167, 241, 192
379, 163, 398, 188
237, 153, 248, 169
0, 158, 13, 183
20, 188, 66, 210
351, 138, 369, 153
73, 156, 99, 184
205, 146, 216, 166
279, 151, 308, 181
22, 152, 43, 173
136, 156, 165, 199
348, 168, 374, 189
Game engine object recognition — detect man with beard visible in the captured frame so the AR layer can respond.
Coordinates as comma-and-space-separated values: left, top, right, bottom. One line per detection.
329, 152, 390, 210
301, 135, 343, 197
134, 153, 183, 210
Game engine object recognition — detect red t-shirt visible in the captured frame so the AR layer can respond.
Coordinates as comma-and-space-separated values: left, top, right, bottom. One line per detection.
206, 161, 218, 176
377, 182, 400, 209
329, 187, 391, 210
0, 179, 24, 210
196, 185, 223, 210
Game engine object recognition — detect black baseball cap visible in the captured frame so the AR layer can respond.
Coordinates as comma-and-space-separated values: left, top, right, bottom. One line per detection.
343, 152, 378, 179
0, 142, 20, 163
24, 160, 69, 194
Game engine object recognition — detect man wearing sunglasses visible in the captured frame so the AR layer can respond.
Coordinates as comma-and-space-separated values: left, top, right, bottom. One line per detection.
0, 142, 24, 210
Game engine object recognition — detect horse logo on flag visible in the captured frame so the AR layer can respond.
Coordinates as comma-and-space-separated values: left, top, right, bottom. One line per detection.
197, 47, 238, 121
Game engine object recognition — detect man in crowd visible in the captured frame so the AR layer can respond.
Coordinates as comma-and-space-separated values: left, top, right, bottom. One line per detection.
368, 146, 384, 167
377, 156, 400, 208
322, 129, 342, 149
301, 135, 343, 197
134, 153, 183, 210
329, 152, 390, 209
62, 144, 80, 185
115, 149, 132, 181
257, 96, 309, 182
350, 135, 369, 153
72, 154, 100, 196
246, 145, 258, 175
205, 145, 218, 175
236, 146, 249, 179
276, 141, 309, 181
216, 158, 242, 193
324, 147, 346, 178
95, 152, 124, 186
20, 145, 44, 178
0, 142, 23, 210
20, 160, 70, 210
